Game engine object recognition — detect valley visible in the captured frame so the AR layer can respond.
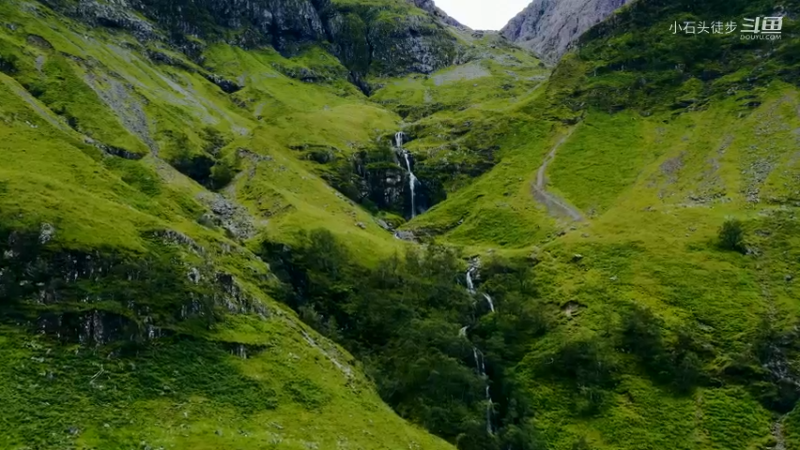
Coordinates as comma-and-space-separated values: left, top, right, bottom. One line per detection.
0, 0, 799, 449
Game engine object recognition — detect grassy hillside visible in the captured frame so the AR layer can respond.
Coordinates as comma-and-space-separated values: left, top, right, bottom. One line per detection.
0, 0, 465, 448
2, 0, 800, 448
394, 0, 800, 448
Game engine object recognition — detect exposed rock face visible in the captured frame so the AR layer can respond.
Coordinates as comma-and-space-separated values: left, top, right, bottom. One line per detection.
50, 0, 462, 79
501, 0, 630, 63
350, 157, 428, 220
406, 0, 465, 28
327, 10, 460, 78
130, 0, 329, 51
0, 226, 270, 344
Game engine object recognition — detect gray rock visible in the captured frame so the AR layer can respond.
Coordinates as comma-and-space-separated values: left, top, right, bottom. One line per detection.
197, 193, 259, 240
61, 0, 462, 83
406, 0, 465, 28
148, 229, 205, 254
187, 268, 201, 284
73, 0, 158, 41
501, 0, 630, 63
393, 230, 417, 242
39, 223, 55, 244
375, 218, 393, 231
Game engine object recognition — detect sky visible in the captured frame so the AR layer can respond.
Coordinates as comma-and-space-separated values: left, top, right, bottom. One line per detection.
433, 0, 533, 31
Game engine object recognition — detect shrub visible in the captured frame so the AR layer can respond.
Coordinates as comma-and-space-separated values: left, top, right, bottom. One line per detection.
547, 340, 619, 391
0, 53, 18, 74
621, 304, 665, 364
572, 436, 592, 450
718, 218, 746, 253
209, 159, 237, 190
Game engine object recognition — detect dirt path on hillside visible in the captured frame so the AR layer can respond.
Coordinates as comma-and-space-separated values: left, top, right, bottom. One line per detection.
531, 127, 584, 221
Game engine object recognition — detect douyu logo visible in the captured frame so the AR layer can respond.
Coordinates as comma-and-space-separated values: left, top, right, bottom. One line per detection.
740, 16, 783, 40
669, 16, 783, 40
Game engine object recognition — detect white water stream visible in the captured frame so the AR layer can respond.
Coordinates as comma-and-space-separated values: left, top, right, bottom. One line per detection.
395, 132, 418, 218
465, 266, 494, 434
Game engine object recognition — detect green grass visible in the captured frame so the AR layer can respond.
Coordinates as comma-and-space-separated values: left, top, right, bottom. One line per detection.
2, 0, 800, 448
548, 112, 647, 215
0, 2, 460, 447
0, 322, 452, 450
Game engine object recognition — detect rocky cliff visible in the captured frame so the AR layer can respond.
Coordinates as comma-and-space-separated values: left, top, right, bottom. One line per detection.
46, 0, 463, 82
500, 0, 630, 63
407, 0, 466, 28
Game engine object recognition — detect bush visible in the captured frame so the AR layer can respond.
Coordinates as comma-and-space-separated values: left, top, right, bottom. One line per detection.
209, 159, 237, 190
621, 304, 665, 364
0, 53, 18, 74
545, 339, 619, 396
620, 304, 707, 393
718, 218, 746, 253
572, 436, 592, 450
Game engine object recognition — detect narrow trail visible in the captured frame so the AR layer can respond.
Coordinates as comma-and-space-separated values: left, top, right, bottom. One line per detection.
531, 127, 584, 221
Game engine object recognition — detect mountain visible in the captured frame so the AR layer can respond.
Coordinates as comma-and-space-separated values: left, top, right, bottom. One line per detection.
0, 0, 539, 448
408, 0, 466, 28
2, 0, 800, 448
501, 0, 630, 63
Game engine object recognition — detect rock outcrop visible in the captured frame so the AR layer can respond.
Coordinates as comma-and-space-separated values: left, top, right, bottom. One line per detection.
406, 0, 466, 28
500, 0, 630, 63
50, 0, 462, 80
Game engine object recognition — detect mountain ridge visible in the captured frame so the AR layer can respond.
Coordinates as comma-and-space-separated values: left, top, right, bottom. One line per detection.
501, 0, 630, 63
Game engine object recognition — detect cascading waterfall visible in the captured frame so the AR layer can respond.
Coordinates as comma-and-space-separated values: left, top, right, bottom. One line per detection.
395, 131, 418, 218
485, 386, 493, 434
464, 266, 494, 435
466, 267, 476, 294
482, 293, 495, 313
467, 267, 495, 313
471, 346, 494, 435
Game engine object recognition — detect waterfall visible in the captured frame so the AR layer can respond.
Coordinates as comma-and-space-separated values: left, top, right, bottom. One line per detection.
466, 267, 475, 294
472, 347, 494, 434
395, 131, 418, 218
465, 264, 494, 435
485, 386, 493, 434
404, 152, 418, 218
459, 326, 469, 338
234, 344, 247, 359
467, 267, 494, 313
482, 293, 495, 313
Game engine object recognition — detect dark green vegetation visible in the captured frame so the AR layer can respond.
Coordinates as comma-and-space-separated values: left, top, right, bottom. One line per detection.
1, 0, 800, 448
718, 218, 747, 253
262, 229, 551, 449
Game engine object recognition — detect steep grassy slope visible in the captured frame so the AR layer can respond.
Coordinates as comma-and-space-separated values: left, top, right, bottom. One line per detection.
3, 0, 800, 449
0, 0, 465, 448
391, 0, 800, 448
